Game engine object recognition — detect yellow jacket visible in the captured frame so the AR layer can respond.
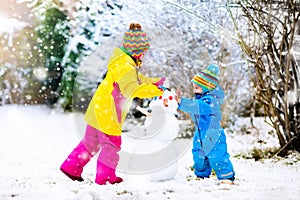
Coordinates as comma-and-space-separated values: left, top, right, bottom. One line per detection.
84, 47, 163, 136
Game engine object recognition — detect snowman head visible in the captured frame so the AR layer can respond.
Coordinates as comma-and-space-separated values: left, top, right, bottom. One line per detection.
149, 89, 178, 114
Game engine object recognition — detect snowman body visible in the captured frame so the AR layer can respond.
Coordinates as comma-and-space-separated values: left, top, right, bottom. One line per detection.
126, 89, 180, 181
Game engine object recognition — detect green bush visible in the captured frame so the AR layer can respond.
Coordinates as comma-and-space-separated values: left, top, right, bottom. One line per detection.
234, 147, 279, 161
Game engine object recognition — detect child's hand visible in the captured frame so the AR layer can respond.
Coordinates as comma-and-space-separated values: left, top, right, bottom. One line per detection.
158, 85, 167, 91
153, 77, 166, 87
175, 88, 182, 103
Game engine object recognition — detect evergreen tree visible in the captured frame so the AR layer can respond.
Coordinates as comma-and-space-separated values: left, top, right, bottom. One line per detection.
34, 1, 70, 105
58, 0, 123, 111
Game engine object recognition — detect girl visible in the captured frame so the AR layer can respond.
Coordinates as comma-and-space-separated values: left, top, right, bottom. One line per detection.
60, 23, 165, 185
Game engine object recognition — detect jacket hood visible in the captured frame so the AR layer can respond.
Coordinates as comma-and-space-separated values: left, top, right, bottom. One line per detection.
107, 47, 136, 71
194, 86, 225, 104
210, 86, 224, 99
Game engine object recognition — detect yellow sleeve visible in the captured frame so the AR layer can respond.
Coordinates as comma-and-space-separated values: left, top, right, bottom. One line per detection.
139, 73, 160, 84
131, 83, 163, 98
118, 70, 163, 99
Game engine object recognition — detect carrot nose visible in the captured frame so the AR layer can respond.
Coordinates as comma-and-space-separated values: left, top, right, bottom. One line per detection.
163, 99, 169, 107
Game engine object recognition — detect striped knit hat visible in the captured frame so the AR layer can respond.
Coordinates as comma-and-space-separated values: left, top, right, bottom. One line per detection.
123, 23, 150, 59
191, 64, 220, 93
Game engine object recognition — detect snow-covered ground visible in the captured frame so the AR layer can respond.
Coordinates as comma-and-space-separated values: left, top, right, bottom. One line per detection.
0, 105, 299, 200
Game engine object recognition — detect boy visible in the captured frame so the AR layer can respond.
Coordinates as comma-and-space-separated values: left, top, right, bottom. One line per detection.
175, 64, 235, 184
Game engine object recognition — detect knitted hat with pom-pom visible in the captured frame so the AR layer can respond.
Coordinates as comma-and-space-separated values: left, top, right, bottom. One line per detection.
191, 64, 220, 93
122, 23, 150, 59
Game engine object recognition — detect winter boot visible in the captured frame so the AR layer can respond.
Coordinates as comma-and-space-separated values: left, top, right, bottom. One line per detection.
60, 167, 84, 182
95, 162, 123, 185
60, 141, 93, 182
95, 161, 111, 185
108, 176, 123, 184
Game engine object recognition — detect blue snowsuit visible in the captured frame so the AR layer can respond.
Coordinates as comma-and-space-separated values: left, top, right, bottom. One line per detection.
178, 86, 235, 180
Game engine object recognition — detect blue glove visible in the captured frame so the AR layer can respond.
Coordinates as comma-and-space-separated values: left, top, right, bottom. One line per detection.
158, 85, 167, 91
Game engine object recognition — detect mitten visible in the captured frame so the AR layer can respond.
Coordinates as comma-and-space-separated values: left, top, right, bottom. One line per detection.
153, 77, 166, 87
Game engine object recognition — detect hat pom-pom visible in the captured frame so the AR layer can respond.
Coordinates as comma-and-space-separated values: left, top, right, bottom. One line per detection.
129, 23, 142, 30
206, 64, 220, 76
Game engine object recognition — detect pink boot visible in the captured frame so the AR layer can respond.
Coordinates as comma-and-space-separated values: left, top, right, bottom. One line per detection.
60, 125, 101, 182
95, 162, 123, 185
60, 141, 94, 181
60, 166, 84, 182
108, 167, 123, 184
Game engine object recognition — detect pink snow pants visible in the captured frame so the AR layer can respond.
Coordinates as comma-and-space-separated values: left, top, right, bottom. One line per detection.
61, 82, 125, 184
60, 125, 121, 184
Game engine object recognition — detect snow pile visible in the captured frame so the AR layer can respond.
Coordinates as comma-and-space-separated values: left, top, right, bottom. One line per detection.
0, 105, 299, 200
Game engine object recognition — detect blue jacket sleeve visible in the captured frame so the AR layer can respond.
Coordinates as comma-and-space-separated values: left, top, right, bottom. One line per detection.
178, 97, 215, 115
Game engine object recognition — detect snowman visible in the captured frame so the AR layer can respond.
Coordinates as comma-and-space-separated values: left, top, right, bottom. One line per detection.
124, 82, 180, 181
143, 88, 179, 143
